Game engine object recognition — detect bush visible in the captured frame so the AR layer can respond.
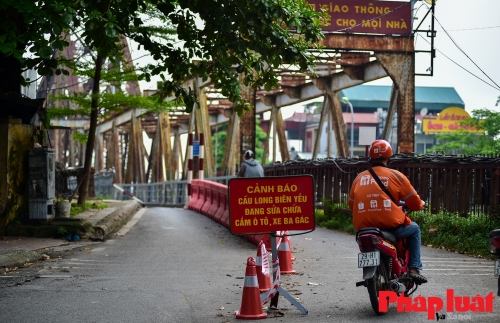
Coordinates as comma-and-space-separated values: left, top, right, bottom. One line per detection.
315, 200, 356, 235
411, 210, 500, 258
316, 199, 500, 258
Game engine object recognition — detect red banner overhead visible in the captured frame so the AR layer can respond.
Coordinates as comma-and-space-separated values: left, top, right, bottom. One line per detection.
228, 176, 315, 235
307, 0, 413, 35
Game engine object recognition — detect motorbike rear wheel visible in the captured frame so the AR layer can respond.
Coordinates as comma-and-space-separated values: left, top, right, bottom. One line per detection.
366, 257, 390, 315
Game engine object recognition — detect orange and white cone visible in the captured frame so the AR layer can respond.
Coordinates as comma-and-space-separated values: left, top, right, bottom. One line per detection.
278, 235, 296, 274
286, 231, 296, 261
263, 234, 279, 251
235, 257, 267, 320
255, 241, 271, 292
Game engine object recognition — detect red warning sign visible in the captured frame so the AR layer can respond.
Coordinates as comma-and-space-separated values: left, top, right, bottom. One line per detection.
228, 175, 315, 235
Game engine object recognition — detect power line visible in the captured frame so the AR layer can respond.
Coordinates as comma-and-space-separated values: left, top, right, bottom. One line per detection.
417, 34, 500, 92
447, 25, 500, 32
422, 2, 500, 92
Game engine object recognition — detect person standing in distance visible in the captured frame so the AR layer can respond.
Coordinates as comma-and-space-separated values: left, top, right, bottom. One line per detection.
238, 150, 264, 177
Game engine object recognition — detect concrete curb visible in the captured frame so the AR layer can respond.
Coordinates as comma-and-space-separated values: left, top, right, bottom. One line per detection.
0, 200, 144, 268
0, 250, 44, 269
92, 200, 144, 238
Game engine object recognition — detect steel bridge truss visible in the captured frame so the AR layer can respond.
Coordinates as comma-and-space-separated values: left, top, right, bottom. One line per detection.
46, 11, 439, 184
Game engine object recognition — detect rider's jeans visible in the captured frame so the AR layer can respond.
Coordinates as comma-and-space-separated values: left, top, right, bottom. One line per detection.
385, 221, 423, 271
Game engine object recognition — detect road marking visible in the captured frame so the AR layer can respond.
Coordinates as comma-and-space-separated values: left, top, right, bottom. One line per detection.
425, 264, 492, 268
420, 255, 492, 261
91, 247, 106, 252
426, 273, 493, 277
115, 208, 146, 236
424, 268, 491, 271
423, 260, 493, 263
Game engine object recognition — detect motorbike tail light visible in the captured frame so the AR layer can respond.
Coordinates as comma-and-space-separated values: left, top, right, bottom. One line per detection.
356, 235, 381, 246
489, 236, 500, 254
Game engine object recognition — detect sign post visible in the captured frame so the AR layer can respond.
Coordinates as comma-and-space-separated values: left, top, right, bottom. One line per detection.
228, 175, 315, 313
359, 126, 377, 157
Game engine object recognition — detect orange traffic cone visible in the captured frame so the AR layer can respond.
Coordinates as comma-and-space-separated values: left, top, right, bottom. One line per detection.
255, 242, 271, 292
278, 235, 296, 274
286, 231, 296, 261
235, 257, 268, 320
262, 231, 282, 251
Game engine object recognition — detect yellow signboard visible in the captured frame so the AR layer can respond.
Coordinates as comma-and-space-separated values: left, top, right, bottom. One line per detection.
422, 107, 483, 134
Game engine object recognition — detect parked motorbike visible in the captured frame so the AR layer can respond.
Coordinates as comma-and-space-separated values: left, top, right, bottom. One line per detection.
355, 203, 419, 315
488, 229, 500, 296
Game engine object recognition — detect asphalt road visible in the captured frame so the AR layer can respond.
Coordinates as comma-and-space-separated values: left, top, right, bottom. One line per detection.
0, 207, 499, 323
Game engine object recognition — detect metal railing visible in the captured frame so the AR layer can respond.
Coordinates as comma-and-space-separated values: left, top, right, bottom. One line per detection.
263, 155, 500, 215
63, 155, 500, 216
68, 168, 115, 198
94, 169, 115, 197
113, 175, 235, 206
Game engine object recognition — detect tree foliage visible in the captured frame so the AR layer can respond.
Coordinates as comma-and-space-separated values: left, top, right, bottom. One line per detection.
2, 0, 325, 202
48, 58, 173, 121
0, 0, 75, 85
2, 0, 325, 109
132, 0, 325, 113
431, 109, 500, 155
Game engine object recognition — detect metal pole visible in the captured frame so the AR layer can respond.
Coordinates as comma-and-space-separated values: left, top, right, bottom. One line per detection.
348, 102, 354, 157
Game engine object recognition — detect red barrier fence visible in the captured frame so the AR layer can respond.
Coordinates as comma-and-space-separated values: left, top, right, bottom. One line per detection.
188, 179, 269, 246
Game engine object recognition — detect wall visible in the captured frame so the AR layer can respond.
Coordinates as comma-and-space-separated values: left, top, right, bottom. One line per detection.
0, 119, 35, 235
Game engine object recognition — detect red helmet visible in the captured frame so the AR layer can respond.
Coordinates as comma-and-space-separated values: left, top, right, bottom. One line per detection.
369, 140, 392, 159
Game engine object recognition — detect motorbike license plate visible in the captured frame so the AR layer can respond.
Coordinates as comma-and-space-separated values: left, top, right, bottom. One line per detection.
358, 251, 380, 268
495, 260, 500, 277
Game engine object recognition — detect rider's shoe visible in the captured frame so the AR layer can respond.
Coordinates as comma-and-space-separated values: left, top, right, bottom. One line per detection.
409, 269, 428, 284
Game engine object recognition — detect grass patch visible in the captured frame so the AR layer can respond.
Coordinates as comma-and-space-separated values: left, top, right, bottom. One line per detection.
315, 199, 356, 235
69, 200, 109, 217
316, 199, 500, 258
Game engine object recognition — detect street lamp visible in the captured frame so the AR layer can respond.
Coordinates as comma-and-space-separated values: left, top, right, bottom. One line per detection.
342, 96, 354, 157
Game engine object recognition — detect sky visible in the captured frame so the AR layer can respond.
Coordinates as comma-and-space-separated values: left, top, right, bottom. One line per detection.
135, 0, 500, 117
371, 0, 500, 113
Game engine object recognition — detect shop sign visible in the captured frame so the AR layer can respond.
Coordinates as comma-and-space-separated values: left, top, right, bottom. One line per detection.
306, 0, 412, 35
422, 107, 484, 134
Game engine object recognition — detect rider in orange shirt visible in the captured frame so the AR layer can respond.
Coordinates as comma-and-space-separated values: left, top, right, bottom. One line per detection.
349, 140, 427, 284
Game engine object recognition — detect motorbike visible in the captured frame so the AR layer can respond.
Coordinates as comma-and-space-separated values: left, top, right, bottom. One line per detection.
488, 229, 500, 296
354, 203, 419, 315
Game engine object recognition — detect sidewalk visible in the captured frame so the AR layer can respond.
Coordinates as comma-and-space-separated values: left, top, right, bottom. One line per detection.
0, 199, 143, 269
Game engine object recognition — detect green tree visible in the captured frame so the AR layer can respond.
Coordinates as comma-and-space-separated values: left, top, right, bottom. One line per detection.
0, 0, 75, 92
212, 119, 267, 171
48, 57, 172, 124
127, 0, 325, 113
255, 119, 267, 161
430, 108, 500, 155
2, 0, 325, 204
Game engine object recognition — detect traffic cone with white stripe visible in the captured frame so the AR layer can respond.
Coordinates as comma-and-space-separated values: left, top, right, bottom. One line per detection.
235, 257, 267, 320
255, 241, 271, 292
278, 235, 296, 274
286, 231, 296, 261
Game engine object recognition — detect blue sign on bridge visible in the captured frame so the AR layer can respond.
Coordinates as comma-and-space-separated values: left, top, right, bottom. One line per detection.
193, 141, 200, 157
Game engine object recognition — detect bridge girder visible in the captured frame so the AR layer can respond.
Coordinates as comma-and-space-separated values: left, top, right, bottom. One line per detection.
48, 34, 416, 182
